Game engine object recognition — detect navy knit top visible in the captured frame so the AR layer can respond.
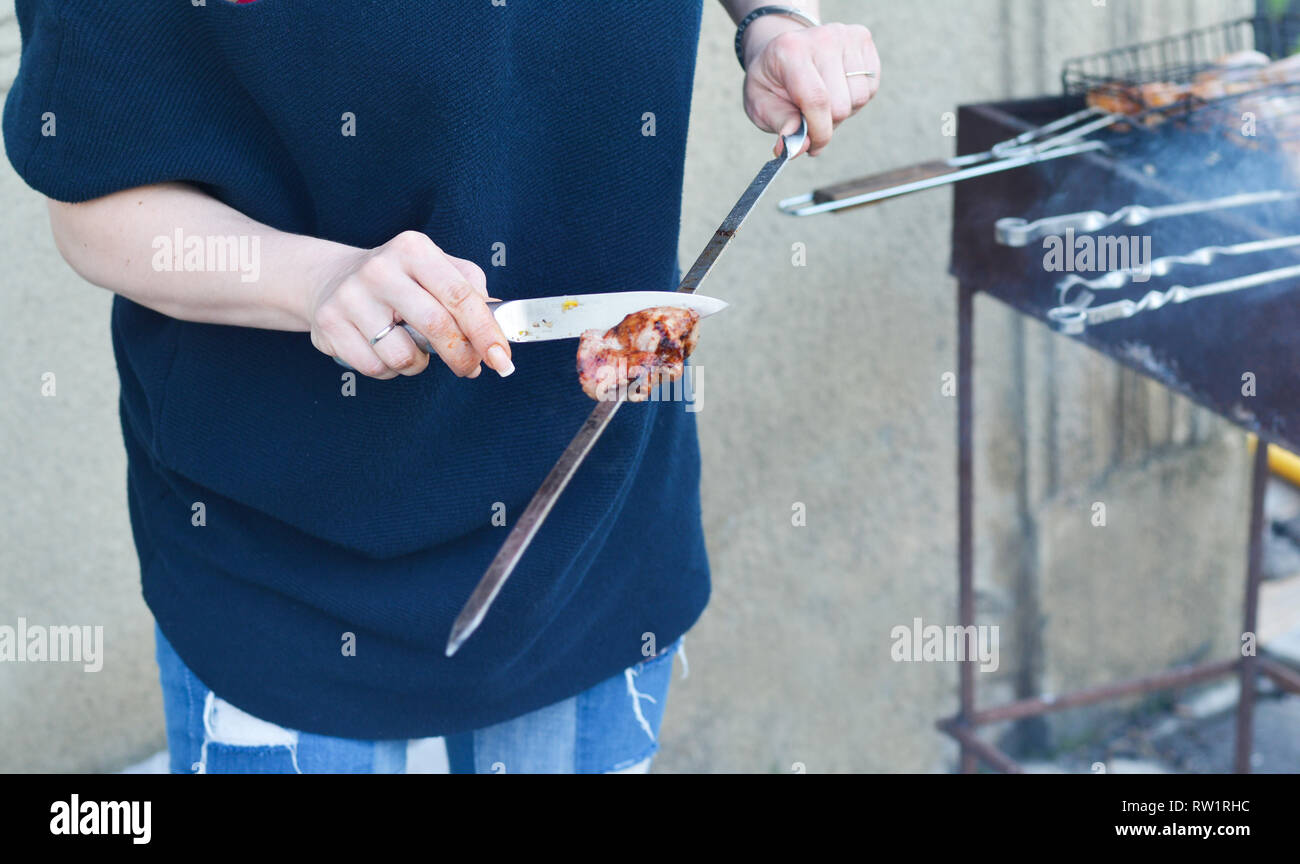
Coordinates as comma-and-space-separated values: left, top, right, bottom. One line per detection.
4, 0, 711, 738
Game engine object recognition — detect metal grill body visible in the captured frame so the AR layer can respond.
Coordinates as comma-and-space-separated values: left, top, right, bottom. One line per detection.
943, 92, 1300, 773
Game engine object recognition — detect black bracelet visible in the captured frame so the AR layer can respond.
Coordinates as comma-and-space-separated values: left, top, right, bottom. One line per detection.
734, 5, 820, 71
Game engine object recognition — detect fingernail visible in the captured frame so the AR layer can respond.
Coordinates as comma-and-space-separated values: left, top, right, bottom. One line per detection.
467, 364, 482, 379
487, 345, 514, 377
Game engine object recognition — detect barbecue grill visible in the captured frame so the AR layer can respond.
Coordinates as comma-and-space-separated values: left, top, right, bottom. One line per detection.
792, 15, 1300, 773
942, 16, 1300, 775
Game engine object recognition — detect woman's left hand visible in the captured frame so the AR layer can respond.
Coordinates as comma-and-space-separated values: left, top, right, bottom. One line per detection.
742, 22, 881, 158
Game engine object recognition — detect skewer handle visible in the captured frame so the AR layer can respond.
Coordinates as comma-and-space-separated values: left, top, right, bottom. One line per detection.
808, 160, 960, 212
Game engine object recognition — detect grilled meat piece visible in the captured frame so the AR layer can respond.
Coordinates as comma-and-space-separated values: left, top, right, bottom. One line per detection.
1086, 82, 1193, 121
1086, 85, 1146, 116
576, 306, 700, 401
1088, 51, 1295, 118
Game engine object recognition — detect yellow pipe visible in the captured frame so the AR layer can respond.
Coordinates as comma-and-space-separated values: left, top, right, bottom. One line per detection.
1247, 434, 1300, 488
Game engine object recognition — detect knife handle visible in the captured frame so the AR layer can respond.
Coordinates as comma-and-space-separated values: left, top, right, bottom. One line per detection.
331, 300, 506, 371
399, 323, 434, 355
331, 324, 429, 370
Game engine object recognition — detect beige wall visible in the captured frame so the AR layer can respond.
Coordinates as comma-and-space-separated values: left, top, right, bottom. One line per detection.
0, 0, 1256, 772
660, 0, 1254, 773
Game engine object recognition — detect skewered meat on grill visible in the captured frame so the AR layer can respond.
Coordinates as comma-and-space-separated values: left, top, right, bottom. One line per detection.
576, 306, 700, 401
1191, 49, 1272, 99
1085, 86, 1148, 117
1085, 49, 1291, 117
1082, 48, 1300, 194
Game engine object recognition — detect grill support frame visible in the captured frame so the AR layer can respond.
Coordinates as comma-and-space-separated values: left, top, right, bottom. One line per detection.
945, 256, 1293, 775
941, 96, 1300, 774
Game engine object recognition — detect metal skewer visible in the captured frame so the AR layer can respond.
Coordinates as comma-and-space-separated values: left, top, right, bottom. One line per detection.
782, 81, 1300, 218
444, 119, 810, 658
1055, 233, 1300, 306
997, 189, 1299, 246
777, 105, 1126, 217
778, 140, 1107, 217
987, 106, 1111, 158
1048, 263, 1300, 334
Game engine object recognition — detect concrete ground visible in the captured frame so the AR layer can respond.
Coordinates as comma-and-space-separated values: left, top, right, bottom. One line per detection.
1018, 685, 1300, 774
1015, 477, 1300, 774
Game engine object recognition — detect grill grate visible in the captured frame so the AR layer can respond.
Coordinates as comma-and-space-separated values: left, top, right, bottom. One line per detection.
1062, 15, 1300, 94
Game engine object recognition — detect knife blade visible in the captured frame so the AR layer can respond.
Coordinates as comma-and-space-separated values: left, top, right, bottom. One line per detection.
490, 291, 727, 343
444, 118, 809, 657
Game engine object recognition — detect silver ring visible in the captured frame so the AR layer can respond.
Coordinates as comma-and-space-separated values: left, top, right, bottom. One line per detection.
370, 322, 397, 345
846, 71, 877, 79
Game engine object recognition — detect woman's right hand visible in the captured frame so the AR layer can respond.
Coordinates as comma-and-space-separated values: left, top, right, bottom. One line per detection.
307, 230, 514, 380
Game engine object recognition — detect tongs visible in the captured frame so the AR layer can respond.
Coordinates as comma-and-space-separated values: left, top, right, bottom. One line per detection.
443, 119, 811, 657
778, 106, 1116, 216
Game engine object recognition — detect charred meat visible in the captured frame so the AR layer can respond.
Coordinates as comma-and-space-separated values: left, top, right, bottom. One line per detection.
577, 306, 700, 401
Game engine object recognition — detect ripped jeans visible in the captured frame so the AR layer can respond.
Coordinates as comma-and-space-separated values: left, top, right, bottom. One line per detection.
154, 623, 685, 774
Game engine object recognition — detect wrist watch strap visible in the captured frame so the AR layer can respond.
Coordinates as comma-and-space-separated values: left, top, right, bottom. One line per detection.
734, 5, 821, 70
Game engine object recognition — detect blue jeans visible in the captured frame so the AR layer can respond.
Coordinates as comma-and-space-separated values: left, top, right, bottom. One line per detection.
154, 623, 684, 774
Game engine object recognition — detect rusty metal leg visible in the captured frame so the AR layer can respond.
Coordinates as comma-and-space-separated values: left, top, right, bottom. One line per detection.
1234, 437, 1269, 774
958, 281, 977, 774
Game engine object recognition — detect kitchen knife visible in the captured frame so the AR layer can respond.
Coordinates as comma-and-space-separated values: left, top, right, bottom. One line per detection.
436, 291, 725, 345
444, 118, 810, 658
332, 291, 727, 371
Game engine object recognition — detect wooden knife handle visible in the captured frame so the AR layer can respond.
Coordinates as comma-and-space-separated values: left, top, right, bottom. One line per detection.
811, 160, 961, 211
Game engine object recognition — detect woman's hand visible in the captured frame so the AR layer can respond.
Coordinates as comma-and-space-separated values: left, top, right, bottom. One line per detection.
46, 183, 513, 382
741, 21, 881, 158
307, 231, 513, 380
